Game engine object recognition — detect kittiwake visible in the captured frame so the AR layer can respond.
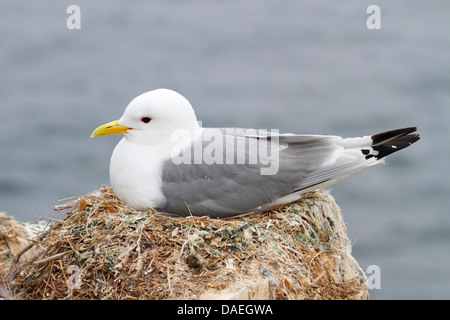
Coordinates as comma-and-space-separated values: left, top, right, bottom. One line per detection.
91, 89, 420, 217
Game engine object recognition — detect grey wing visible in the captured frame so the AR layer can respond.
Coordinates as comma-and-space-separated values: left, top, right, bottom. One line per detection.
160, 128, 380, 217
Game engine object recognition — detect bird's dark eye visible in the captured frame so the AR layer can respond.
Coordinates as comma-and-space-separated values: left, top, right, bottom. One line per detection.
141, 117, 152, 124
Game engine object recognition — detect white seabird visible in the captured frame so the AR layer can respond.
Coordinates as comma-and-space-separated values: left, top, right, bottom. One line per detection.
91, 89, 420, 217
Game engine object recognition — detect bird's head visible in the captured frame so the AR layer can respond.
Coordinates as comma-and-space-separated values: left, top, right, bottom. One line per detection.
91, 89, 200, 145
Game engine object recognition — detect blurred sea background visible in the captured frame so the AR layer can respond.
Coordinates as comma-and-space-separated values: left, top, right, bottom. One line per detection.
1, 0, 449, 299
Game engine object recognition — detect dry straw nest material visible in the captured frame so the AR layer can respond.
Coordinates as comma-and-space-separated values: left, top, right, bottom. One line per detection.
0, 212, 33, 275
1, 186, 368, 300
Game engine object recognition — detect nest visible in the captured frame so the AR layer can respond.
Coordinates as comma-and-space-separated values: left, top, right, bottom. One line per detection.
0, 213, 36, 276
1, 186, 368, 300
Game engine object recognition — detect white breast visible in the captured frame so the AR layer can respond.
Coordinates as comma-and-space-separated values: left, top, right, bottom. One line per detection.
110, 138, 167, 210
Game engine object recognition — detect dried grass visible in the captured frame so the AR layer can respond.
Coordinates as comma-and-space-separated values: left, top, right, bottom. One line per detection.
0, 212, 35, 276
1, 186, 368, 300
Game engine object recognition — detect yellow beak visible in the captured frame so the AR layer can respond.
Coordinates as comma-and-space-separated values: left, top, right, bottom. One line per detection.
90, 120, 130, 138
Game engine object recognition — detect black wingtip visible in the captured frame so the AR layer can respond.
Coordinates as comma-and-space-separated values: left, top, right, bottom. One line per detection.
369, 127, 420, 160
371, 127, 418, 147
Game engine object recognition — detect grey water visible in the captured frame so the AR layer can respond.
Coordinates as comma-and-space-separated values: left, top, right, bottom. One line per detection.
1, 0, 449, 299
